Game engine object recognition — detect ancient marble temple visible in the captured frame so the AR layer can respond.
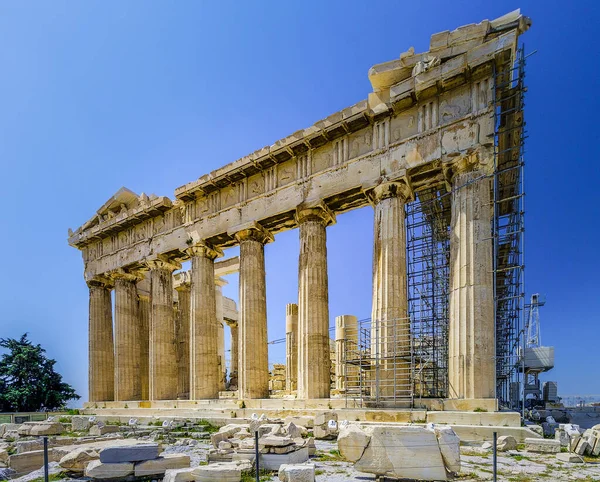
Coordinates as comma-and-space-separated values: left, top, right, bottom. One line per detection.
69, 11, 530, 405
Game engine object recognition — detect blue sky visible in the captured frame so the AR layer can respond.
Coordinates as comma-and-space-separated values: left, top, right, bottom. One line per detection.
0, 1, 598, 403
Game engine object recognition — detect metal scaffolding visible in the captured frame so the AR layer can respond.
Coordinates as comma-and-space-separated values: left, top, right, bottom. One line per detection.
341, 45, 527, 409
492, 45, 527, 409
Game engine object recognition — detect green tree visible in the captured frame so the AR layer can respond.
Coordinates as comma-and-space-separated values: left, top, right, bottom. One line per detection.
0, 334, 80, 411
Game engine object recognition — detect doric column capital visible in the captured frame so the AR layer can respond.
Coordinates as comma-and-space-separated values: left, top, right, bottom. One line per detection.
446, 153, 493, 182
86, 275, 114, 289
369, 181, 411, 205
295, 204, 336, 226
107, 268, 144, 284
145, 257, 182, 272
185, 242, 222, 260
232, 222, 273, 245
224, 319, 238, 329
173, 270, 192, 291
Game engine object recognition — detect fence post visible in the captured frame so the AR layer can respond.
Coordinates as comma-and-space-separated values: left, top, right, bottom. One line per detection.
492, 431, 497, 482
254, 429, 260, 482
43, 436, 49, 482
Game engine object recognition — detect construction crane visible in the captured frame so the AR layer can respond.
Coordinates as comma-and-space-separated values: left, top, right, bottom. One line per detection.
526, 293, 545, 347
520, 293, 554, 408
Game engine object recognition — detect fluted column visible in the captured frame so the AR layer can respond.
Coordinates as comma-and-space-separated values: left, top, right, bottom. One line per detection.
448, 156, 495, 399
234, 225, 272, 399
335, 314, 358, 392
175, 282, 191, 399
147, 258, 181, 400
111, 270, 143, 401
88, 277, 114, 402
215, 280, 227, 391
285, 303, 298, 392
371, 181, 411, 399
186, 244, 222, 400
297, 206, 335, 399
227, 321, 239, 389
138, 294, 150, 400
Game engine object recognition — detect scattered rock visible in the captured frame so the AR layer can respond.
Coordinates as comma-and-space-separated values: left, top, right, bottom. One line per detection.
134, 453, 190, 477
524, 437, 561, 454
163, 467, 196, 482
84, 459, 134, 479
556, 452, 584, 463
58, 447, 100, 473
528, 425, 544, 437
497, 435, 517, 452
89, 424, 121, 436
278, 462, 315, 482
0, 424, 20, 438
71, 416, 92, 432
192, 461, 243, 482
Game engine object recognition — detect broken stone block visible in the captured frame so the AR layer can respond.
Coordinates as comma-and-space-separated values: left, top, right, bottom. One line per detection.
355, 426, 447, 481
497, 435, 517, 452
29, 422, 65, 436
192, 462, 242, 482
337, 425, 370, 463
89, 425, 120, 436
524, 438, 561, 454
0, 424, 20, 438
314, 411, 337, 426
211, 431, 230, 448
574, 439, 589, 456
163, 467, 196, 482
284, 416, 314, 429
71, 416, 92, 432
556, 452, 584, 463
528, 425, 543, 437
261, 446, 309, 471
0, 449, 8, 465
284, 422, 303, 439
219, 424, 244, 438
58, 447, 99, 473
259, 436, 294, 447
432, 425, 460, 474
134, 453, 190, 477
258, 424, 282, 437
99, 443, 159, 463
555, 429, 569, 447
85, 459, 134, 479
278, 462, 315, 482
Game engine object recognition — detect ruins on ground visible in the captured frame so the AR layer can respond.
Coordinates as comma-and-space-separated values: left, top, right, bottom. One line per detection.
68, 10, 531, 416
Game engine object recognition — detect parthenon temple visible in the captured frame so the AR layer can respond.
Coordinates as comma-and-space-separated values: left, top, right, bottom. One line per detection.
69, 10, 530, 412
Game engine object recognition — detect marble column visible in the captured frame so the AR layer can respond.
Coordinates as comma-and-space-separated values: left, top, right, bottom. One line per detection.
335, 314, 358, 392
448, 157, 496, 399
234, 225, 272, 399
175, 282, 191, 399
138, 294, 150, 401
371, 181, 411, 399
186, 244, 221, 400
147, 258, 181, 400
112, 270, 143, 401
88, 277, 114, 402
297, 206, 335, 399
215, 280, 227, 391
285, 303, 298, 392
227, 321, 239, 389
